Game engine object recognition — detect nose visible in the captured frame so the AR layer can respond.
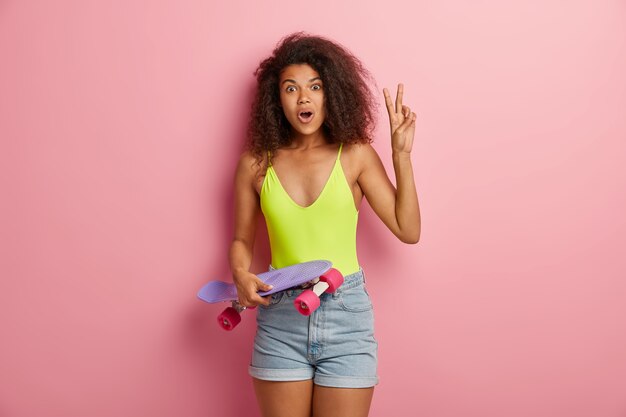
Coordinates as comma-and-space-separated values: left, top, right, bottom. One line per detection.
297, 91, 310, 104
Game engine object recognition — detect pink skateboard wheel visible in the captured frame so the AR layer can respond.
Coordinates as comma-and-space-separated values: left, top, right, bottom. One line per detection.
294, 290, 320, 316
217, 307, 241, 331
319, 268, 344, 293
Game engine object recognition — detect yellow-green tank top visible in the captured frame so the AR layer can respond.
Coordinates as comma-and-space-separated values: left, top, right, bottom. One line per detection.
260, 143, 360, 276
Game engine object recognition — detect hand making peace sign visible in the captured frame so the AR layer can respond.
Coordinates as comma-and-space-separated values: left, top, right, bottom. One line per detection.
383, 83, 416, 154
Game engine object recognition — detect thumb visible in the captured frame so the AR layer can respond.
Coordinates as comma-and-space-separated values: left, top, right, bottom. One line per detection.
258, 279, 273, 292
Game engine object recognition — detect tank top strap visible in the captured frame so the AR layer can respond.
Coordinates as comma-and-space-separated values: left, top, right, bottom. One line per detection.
336, 143, 343, 161
267, 150, 272, 167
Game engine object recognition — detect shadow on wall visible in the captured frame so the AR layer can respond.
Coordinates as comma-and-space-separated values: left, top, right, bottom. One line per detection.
182, 217, 270, 415
180, 98, 272, 415
183, 297, 259, 416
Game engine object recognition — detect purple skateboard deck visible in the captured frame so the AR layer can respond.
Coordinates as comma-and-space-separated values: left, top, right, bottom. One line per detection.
197, 260, 332, 304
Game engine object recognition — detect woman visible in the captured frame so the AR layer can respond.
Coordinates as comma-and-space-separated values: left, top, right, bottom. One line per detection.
229, 32, 420, 417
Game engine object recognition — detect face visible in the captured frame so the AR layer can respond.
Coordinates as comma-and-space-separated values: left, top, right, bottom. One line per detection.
278, 64, 326, 138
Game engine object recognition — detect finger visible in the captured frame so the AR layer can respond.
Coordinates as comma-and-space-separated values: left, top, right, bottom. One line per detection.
401, 110, 416, 124
402, 105, 410, 118
252, 294, 271, 307
238, 294, 254, 308
261, 295, 271, 306
395, 83, 404, 113
255, 276, 273, 292
406, 112, 417, 128
398, 112, 414, 130
239, 297, 254, 308
383, 88, 395, 116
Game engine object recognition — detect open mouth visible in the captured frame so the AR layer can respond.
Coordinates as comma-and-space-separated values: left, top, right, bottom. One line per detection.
297, 111, 314, 123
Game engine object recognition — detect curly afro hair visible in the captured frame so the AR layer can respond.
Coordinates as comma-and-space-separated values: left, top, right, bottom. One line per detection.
246, 31, 378, 166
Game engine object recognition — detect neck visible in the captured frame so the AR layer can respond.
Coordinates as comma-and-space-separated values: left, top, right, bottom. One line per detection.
288, 130, 328, 150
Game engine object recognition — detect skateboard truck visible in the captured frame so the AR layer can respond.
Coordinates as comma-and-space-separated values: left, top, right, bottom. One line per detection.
294, 268, 344, 316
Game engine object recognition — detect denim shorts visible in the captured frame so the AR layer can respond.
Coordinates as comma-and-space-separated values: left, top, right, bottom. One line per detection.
249, 267, 379, 388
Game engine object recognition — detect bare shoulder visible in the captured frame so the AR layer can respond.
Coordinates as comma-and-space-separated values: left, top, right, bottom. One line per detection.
344, 142, 380, 160
235, 150, 264, 174
235, 149, 267, 194
342, 142, 382, 179
236, 149, 254, 169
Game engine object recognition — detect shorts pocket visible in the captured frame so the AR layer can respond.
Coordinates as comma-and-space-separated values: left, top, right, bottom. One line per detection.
339, 285, 373, 313
259, 291, 286, 310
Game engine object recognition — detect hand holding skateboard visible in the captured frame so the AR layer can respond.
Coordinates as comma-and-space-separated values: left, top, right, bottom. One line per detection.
197, 260, 344, 331
232, 269, 273, 307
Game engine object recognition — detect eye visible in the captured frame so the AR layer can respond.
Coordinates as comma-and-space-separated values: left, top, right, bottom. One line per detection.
311, 84, 322, 91
286, 86, 296, 92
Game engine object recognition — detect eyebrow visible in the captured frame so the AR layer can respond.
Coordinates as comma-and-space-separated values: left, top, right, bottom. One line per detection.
281, 77, 322, 85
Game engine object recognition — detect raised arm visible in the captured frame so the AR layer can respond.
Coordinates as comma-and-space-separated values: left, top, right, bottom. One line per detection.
356, 84, 421, 243
229, 151, 273, 306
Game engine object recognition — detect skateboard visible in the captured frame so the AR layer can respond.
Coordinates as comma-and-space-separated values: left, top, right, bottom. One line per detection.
197, 260, 344, 331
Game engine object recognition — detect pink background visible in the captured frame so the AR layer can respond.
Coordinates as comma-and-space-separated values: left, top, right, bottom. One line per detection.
1, 1, 625, 416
